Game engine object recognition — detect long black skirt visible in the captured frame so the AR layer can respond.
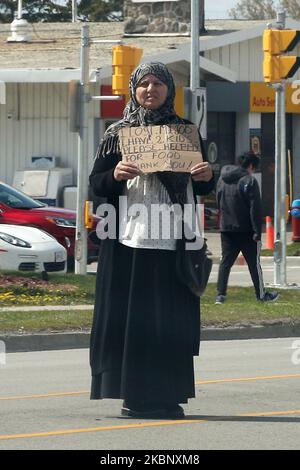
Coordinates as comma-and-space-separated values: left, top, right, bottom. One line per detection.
90, 240, 200, 404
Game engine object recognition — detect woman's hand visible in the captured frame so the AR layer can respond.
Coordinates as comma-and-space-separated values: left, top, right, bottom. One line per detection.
190, 162, 213, 182
113, 162, 140, 182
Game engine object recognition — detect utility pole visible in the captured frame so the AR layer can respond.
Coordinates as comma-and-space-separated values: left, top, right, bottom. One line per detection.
273, 10, 287, 286
74, 25, 122, 275
18, 0, 22, 19
190, 0, 200, 126
72, 0, 78, 23
75, 24, 90, 275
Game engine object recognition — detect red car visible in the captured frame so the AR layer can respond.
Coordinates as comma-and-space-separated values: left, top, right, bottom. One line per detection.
0, 181, 100, 269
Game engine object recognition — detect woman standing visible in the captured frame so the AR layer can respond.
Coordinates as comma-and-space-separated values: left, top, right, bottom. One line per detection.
89, 62, 214, 419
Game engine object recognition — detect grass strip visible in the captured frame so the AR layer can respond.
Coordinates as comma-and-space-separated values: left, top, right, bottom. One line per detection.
261, 242, 300, 257
0, 309, 93, 334
0, 285, 299, 334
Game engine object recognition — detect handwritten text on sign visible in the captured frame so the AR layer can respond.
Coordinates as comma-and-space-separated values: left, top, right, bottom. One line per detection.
118, 124, 203, 173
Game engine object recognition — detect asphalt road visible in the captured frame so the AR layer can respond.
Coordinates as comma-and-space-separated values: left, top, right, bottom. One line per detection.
1, 338, 300, 450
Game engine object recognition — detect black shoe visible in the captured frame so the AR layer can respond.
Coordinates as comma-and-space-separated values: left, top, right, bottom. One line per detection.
259, 291, 279, 302
215, 294, 226, 305
121, 402, 185, 419
164, 404, 185, 419
121, 405, 167, 419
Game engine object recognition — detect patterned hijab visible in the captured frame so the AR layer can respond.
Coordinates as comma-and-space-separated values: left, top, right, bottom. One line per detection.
98, 62, 190, 203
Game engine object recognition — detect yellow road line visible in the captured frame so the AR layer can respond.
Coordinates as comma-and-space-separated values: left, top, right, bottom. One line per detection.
195, 373, 300, 385
1, 373, 300, 401
0, 390, 90, 401
0, 419, 208, 440
240, 409, 300, 418
1, 409, 300, 441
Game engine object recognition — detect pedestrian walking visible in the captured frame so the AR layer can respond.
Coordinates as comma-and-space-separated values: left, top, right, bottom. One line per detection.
215, 152, 279, 304
89, 62, 214, 419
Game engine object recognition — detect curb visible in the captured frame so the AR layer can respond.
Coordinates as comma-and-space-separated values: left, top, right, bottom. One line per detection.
1, 331, 90, 353
2, 323, 300, 353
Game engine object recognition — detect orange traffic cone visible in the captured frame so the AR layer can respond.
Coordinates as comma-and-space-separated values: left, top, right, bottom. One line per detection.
265, 216, 274, 250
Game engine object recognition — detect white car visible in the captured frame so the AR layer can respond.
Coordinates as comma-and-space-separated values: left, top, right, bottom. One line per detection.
0, 225, 67, 273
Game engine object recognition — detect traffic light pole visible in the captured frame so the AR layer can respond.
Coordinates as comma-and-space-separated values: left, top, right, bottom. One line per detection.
74, 26, 122, 275
190, 0, 200, 125
72, 0, 78, 22
272, 9, 287, 286
263, 10, 300, 287
273, 82, 287, 286
75, 24, 90, 275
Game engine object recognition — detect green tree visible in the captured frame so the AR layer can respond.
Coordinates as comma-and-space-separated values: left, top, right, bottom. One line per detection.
0, 0, 70, 22
0, 0, 124, 22
0, 1, 15, 22
78, 0, 123, 22
23, 1, 70, 22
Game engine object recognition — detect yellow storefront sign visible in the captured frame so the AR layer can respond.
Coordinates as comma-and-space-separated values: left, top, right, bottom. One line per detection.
250, 82, 300, 113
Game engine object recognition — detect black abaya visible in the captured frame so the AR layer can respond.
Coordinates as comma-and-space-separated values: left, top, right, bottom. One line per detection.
90, 240, 200, 404
89, 110, 214, 406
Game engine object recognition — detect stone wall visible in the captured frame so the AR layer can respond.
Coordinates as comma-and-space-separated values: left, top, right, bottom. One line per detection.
124, 0, 192, 35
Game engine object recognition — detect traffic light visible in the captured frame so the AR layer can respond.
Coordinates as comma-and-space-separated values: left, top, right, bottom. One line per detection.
263, 29, 300, 83
112, 45, 143, 98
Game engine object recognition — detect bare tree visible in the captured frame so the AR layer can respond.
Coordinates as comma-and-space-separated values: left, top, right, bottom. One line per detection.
229, 0, 300, 20
281, 0, 300, 19
229, 0, 276, 20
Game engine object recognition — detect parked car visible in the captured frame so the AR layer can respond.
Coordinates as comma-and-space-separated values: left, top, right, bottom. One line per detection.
0, 224, 67, 273
0, 181, 100, 269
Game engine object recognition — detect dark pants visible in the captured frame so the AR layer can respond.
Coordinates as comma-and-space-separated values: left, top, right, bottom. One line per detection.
217, 232, 265, 299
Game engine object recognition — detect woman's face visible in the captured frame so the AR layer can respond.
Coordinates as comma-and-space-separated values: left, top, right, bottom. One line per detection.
135, 74, 168, 110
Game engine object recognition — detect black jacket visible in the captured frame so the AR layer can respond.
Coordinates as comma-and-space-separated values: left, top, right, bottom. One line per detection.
216, 165, 262, 240
90, 119, 214, 208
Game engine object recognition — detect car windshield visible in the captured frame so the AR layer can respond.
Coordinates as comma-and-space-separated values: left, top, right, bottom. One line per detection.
0, 183, 45, 209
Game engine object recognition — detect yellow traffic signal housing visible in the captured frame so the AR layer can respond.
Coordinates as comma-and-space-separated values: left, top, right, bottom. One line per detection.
263, 55, 300, 82
112, 45, 143, 98
263, 29, 300, 83
84, 200, 93, 229
263, 29, 300, 54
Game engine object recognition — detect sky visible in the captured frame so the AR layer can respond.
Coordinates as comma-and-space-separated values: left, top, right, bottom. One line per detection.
205, 0, 237, 19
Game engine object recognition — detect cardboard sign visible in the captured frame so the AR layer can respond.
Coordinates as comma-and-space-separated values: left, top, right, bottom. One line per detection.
118, 124, 203, 173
